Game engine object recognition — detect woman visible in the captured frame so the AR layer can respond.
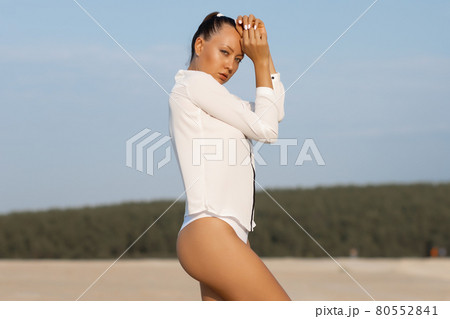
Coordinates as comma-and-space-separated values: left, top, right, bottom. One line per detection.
168, 11, 290, 301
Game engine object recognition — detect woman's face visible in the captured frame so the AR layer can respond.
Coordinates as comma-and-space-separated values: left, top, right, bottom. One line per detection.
190, 24, 244, 84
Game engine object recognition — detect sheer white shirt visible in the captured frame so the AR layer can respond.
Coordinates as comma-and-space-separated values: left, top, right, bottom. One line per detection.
168, 69, 285, 232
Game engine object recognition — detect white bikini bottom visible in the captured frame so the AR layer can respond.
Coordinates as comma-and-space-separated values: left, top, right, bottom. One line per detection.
178, 211, 249, 244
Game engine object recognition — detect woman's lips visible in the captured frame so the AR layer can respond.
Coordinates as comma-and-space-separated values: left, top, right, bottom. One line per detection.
219, 73, 228, 80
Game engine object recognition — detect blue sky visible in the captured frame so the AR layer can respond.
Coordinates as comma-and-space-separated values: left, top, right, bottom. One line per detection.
1, 0, 449, 214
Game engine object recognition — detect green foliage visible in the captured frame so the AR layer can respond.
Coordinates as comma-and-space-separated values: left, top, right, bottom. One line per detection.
0, 183, 448, 259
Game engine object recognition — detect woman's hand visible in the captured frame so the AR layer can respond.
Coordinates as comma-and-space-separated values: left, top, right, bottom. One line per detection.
235, 14, 270, 66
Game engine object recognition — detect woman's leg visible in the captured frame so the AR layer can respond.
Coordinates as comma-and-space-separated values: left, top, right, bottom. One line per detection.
177, 217, 291, 301
200, 281, 224, 301
199, 239, 251, 301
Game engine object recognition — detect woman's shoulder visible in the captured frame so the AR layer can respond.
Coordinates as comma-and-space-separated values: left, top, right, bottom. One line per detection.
175, 69, 215, 85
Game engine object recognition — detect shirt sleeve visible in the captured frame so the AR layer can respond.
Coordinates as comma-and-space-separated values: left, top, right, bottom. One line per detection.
270, 72, 285, 122
247, 73, 285, 122
185, 72, 281, 143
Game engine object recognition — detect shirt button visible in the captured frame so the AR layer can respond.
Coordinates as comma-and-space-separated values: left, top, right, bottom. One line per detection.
271, 76, 274, 79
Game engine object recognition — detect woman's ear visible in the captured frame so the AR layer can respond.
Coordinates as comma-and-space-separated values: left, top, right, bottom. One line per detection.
194, 37, 204, 57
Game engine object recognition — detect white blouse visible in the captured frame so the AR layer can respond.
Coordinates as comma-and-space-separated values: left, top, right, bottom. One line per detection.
168, 69, 285, 232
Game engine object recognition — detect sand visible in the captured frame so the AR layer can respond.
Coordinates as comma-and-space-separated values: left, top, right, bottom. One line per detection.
0, 257, 448, 301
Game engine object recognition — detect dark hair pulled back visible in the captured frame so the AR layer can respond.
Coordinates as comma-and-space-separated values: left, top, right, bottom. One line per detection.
189, 11, 236, 64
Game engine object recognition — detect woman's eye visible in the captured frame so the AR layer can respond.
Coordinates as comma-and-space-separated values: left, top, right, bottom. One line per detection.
221, 49, 241, 63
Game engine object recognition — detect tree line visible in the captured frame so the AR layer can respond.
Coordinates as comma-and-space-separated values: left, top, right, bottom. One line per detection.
0, 183, 448, 259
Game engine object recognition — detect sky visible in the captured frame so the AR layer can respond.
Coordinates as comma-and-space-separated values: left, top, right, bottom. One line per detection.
1, 0, 449, 214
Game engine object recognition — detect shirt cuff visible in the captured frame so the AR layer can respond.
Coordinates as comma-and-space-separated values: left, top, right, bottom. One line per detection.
270, 72, 281, 81
255, 86, 275, 97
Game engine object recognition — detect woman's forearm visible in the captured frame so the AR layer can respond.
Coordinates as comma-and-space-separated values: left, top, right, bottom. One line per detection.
254, 59, 273, 89
268, 51, 276, 74
254, 52, 276, 89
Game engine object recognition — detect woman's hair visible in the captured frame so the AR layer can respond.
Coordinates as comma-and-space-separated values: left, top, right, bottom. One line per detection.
189, 11, 236, 64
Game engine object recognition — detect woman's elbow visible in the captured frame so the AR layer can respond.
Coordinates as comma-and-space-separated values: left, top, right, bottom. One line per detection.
258, 127, 278, 144
277, 107, 285, 122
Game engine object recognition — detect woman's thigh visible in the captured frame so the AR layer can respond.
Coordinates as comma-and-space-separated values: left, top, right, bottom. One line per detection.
177, 217, 291, 301
199, 239, 252, 301
200, 281, 224, 301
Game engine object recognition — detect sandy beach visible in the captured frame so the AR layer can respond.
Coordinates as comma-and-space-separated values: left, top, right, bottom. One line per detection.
0, 257, 448, 301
